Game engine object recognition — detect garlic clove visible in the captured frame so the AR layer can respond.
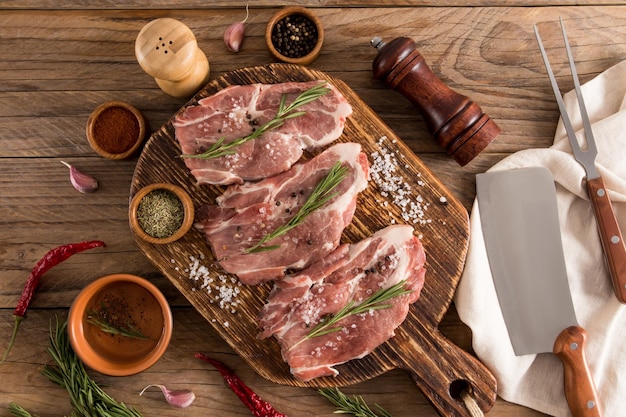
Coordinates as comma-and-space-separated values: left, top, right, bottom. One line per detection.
224, 5, 249, 53
224, 22, 245, 53
140, 384, 195, 408
61, 161, 99, 193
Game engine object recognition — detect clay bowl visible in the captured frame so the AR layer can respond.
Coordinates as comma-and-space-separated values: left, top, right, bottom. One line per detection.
86, 101, 147, 160
129, 182, 195, 245
68, 273, 173, 376
266, 6, 324, 65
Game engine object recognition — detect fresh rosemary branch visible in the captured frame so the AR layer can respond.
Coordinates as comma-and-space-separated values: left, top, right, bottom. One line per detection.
7, 402, 38, 417
245, 160, 349, 253
86, 312, 148, 340
319, 387, 394, 417
306, 280, 412, 340
181, 81, 331, 160
38, 318, 143, 417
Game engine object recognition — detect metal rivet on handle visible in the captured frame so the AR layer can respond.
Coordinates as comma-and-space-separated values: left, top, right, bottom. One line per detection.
597, 188, 605, 197
611, 236, 620, 244
587, 401, 596, 409
570, 342, 579, 350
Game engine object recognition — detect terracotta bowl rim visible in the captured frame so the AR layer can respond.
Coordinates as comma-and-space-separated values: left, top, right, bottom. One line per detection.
265, 6, 324, 66
129, 182, 195, 245
67, 273, 173, 376
86, 101, 146, 160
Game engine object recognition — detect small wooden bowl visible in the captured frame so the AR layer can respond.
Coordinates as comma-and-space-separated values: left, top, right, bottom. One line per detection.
266, 6, 324, 65
86, 101, 146, 160
129, 182, 195, 245
68, 273, 173, 376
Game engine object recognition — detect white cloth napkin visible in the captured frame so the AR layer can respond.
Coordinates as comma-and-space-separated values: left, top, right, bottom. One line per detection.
455, 60, 626, 417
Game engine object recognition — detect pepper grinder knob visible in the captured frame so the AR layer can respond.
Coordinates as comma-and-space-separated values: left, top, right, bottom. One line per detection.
135, 18, 210, 98
371, 36, 500, 166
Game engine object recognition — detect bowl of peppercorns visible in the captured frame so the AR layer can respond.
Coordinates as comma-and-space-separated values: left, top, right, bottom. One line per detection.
266, 6, 324, 65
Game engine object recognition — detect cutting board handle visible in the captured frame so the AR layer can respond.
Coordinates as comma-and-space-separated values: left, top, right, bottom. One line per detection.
390, 320, 496, 417
553, 326, 603, 417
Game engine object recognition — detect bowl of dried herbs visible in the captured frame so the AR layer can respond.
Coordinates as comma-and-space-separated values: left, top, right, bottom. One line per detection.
129, 182, 195, 244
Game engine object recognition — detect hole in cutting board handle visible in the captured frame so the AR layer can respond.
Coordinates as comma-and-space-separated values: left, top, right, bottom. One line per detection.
449, 379, 471, 400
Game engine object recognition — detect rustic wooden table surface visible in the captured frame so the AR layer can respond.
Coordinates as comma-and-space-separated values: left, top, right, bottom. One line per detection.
1, 1, 624, 416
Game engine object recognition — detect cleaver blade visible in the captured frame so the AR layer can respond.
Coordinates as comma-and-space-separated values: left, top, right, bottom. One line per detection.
476, 167, 602, 417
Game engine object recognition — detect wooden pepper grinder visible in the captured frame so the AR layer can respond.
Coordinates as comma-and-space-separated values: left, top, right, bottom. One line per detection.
371, 36, 500, 166
135, 18, 210, 98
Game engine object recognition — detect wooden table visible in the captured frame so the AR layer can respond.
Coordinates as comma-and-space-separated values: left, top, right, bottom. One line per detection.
1, 2, 624, 416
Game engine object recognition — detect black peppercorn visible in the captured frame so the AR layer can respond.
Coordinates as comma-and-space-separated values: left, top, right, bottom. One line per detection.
271, 13, 318, 59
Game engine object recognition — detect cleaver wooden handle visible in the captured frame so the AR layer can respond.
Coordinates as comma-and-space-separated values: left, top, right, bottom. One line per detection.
553, 326, 603, 417
586, 176, 626, 304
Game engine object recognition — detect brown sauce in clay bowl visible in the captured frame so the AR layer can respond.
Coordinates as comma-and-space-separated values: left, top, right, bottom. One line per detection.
68, 273, 173, 376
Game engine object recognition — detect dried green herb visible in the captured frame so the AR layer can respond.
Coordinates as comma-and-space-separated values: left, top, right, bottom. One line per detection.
181, 81, 330, 160
245, 161, 348, 253
86, 312, 148, 340
319, 387, 393, 417
137, 189, 184, 238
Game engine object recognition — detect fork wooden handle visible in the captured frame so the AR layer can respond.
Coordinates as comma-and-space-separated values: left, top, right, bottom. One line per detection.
586, 176, 626, 304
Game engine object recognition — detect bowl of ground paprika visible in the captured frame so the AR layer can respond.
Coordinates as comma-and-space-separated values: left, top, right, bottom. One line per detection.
86, 101, 147, 160
266, 6, 324, 65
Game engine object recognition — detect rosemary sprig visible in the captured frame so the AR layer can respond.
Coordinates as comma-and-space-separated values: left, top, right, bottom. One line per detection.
245, 160, 349, 253
319, 387, 394, 417
7, 402, 38, 417
305, 280, 412, 340
86, 313, 149, 340
181, 81, 331, 160
7, 319, 143, 417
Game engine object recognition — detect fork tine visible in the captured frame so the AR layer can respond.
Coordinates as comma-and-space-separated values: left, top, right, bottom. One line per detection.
559, 17, 598, 155
533, 24, 583, 157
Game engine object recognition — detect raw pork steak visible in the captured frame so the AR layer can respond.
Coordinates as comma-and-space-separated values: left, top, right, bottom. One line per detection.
195, 142, 369, 285
174, 81, 352, 185
257, 224, 426, 381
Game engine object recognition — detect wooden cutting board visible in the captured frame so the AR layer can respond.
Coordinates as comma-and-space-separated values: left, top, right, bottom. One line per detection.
130, 63, 496, 417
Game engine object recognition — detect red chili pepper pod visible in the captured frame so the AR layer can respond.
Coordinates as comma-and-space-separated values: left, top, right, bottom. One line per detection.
2, 240, 106, 362
195, 352, 289, 417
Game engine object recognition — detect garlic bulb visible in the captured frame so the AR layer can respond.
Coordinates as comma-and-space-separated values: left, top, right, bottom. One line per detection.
224, 5, 249, 53
61, 161, 98, 193
139, 384, 195, 408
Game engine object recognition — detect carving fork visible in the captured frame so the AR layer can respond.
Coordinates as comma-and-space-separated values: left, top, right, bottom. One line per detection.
534, 18, 626, 304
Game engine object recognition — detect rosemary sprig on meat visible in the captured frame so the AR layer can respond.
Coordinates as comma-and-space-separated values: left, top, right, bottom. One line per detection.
306, 280, 412, 340
319, 387, 394, 417
181, 81, 331, 160
245, 160, 348, 253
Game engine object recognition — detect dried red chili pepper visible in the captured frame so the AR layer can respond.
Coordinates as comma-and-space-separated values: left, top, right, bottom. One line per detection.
2, 240, 106, 362
195, 352, 288, 417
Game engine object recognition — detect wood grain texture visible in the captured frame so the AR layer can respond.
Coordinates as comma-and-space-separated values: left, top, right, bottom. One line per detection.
1, 4, 624, 416
130, 63, 496, 416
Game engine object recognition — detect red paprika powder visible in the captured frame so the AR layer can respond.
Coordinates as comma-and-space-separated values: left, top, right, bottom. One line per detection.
92, 105, 141, 154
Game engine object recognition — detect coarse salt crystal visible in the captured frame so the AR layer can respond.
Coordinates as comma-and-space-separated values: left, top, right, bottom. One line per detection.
369, 136, 431, 226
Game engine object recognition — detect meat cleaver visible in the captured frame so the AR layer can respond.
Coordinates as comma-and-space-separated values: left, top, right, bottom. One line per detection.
476, 167, 602, 417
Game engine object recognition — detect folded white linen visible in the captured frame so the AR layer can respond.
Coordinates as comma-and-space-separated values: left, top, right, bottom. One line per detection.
455, 60, 626, 417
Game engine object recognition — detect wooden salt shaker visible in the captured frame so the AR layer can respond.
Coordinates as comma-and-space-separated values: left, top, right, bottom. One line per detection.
135, 18, 210, 98
371, 36, 500, 166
